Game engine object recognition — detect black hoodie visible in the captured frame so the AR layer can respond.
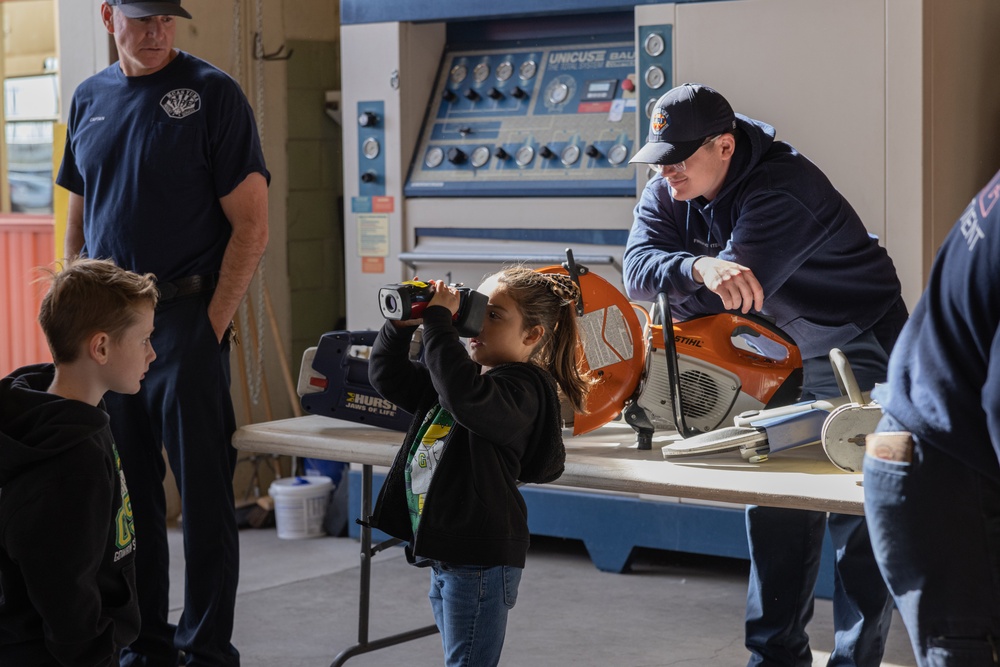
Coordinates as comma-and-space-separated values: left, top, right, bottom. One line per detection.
368, 307, 566, 569
0, 364, 139, 666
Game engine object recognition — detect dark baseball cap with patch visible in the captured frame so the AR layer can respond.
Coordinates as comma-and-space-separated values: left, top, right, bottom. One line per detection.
629, 83, 737, 165
106, 0, 192, 19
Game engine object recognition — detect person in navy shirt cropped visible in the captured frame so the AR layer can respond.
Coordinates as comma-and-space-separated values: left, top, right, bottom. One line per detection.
56, 1, 269, 664
864, 168, 1000, 667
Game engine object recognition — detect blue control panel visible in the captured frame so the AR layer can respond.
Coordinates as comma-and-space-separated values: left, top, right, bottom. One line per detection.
405, 36, 639, 197
637, 25, 673, 144
357, 100, 386, 197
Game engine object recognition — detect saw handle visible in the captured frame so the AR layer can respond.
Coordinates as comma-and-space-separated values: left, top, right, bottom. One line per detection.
829, 348, 865, 405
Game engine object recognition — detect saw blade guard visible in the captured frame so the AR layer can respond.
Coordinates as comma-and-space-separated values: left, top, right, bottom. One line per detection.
537, 264, 645, 436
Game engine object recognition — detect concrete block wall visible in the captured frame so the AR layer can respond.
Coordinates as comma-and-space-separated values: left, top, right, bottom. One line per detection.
286, 39, 346, 369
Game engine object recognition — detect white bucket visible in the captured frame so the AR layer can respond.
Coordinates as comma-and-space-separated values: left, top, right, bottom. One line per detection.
269, 476, 334, 539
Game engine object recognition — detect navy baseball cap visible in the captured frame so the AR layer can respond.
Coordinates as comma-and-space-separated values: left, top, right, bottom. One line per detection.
106, 0, 192, 19
630, 83, 737, 165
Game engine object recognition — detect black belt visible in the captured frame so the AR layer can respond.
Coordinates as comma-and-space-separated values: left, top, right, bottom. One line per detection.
157, 274, 219, 301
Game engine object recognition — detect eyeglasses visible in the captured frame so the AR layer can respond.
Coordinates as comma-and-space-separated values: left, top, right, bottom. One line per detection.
654, 134, 722, 174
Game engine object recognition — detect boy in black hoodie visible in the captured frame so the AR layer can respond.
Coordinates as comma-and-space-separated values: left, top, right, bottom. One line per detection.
0, 258, 158, 666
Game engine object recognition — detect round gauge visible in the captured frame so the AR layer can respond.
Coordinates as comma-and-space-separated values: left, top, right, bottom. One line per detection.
424, 146, 445, 168
607, 144, 629, 166
560, 144, 581, 166
644, 66, 666, 90
645, 97, 659, 118
362, 137, 380, 160
473, 62, 491, 83
519, 60, 537, 80
495, 61, 513, 82
548, 82, 570, 105
515, 145, 535, 167
644, 32, 666, 57
449, 64, 468, 84
470, 146, 491, 168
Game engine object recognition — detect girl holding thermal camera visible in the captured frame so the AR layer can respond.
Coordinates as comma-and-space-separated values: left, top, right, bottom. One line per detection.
367, 267, 591, 667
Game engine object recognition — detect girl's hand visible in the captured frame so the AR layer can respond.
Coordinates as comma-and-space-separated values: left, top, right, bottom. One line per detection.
427, 280, 461, 316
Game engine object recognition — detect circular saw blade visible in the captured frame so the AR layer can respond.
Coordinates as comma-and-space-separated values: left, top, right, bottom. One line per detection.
662, 426, 766, 458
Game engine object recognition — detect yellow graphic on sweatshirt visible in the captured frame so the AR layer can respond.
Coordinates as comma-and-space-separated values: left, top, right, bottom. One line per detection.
112, 443, 136, 562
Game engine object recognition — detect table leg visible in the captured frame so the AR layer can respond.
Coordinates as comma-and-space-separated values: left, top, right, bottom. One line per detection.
329, 464, 439, 667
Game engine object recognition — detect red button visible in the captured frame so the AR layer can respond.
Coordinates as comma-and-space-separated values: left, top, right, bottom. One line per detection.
621, 79, 635, 92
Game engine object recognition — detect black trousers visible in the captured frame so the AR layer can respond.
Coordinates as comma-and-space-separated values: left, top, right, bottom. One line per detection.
108, 293, 240, 667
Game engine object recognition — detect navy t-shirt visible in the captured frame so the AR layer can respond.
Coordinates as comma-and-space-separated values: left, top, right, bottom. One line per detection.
57, 51, 269, 281
874, 169, 1000, 479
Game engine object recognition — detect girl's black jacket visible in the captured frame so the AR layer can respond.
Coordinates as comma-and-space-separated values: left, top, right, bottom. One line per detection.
368, 306, 566, 568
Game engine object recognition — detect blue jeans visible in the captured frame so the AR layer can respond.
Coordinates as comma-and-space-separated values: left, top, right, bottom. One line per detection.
428, 563, 522, 667
865, 413, 1000, 666
746, 321, 903, 667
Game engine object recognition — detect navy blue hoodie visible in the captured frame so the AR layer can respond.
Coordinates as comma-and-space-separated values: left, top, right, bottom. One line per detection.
623, 115, 902, 359
873, 169, 1000, 481
0, 364, 139, 666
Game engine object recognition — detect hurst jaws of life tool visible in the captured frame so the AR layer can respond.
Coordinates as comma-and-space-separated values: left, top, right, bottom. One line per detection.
296, 282, 488, 431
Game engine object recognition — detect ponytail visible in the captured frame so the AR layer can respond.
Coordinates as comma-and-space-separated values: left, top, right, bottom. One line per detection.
495, 267, 594, 413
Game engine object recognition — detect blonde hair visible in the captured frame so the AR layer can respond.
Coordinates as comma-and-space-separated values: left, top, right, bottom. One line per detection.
494, 266, 594, 412
38, 258, 159, 364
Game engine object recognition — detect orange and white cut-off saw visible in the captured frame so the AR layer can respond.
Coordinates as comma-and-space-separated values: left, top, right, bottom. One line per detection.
539, 252, 803, 450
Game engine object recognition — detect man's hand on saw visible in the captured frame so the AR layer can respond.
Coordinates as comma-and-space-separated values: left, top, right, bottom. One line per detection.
692, 257, 764, 314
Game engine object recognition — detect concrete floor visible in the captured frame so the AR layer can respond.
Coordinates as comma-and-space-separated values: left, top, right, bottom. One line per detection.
167, 524, 918, 666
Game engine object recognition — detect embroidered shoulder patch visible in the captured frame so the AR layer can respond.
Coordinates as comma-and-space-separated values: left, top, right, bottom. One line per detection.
160, 88, 201, 119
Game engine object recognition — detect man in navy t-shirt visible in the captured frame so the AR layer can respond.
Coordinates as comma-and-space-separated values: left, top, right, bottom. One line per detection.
56, 1, 269, 664
865, 169, 1000, 666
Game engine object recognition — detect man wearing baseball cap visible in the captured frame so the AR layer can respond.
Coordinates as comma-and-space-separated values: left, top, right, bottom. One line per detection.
57, 1, 269, 665
623, 83, 908, 667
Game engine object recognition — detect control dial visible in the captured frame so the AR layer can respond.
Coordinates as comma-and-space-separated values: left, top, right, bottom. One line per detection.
463, 89, 481, 102
362, 137, 380, 160
470, 146, 491, 168
360, 171, 377, 183
519, 60, 537, 80
607, 144, 629, 165
442, 89, 457, 103
424, 147, 444, 168
495, 61, 513, 82
644, 66, 666, 90
358, 111, 377, 127
644, 32, 666, 57
539, 145, 554, 159
487, 87, 503, 100
473, 62, 491, 83
514, 145, 535, 167
450, 64, 468, 84
585, 144, 601, 159
494, 147, 509, 160
511, 86, 527, 100
560, 145, 581, 166
447, 147, 467, 165
548, 82, 570, 105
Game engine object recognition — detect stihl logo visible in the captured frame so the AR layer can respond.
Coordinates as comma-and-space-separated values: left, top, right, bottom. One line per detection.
674, 335, 703, 348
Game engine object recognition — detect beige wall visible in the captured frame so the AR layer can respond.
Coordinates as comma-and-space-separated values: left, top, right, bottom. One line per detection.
925, 0, 1000, 276
3, 0, 56, 77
